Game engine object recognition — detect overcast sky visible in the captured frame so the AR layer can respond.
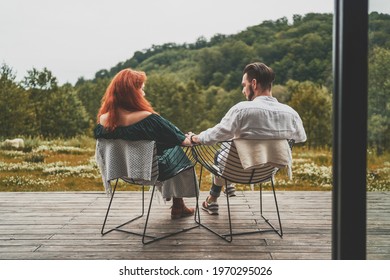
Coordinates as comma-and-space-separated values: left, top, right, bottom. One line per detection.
0, 0, 389, 85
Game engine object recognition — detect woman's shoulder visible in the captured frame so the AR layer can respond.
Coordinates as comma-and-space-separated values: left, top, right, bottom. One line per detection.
131, 110, 153, 119
99, 113, 109, 126
99, 111, 155, 127
122, 110, 153, 126
94, 112, 155, 137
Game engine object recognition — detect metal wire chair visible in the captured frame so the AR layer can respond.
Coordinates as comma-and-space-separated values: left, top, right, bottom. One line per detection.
191, 139, 294, 242
96, 139, 199, 244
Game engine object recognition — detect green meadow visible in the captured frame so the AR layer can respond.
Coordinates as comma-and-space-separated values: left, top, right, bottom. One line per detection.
1, 137, 388, 192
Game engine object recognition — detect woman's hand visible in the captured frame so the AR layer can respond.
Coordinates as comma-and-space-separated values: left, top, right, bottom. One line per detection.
181, 136, 192, 146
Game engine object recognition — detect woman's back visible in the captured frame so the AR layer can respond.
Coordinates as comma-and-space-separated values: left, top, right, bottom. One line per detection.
99, 109, 152, 127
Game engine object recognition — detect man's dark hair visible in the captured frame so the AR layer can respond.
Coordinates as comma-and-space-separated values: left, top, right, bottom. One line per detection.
243, 62, 275, 91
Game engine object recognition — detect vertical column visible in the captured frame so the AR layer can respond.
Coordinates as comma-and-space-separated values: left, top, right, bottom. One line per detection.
332, 0, 368, 259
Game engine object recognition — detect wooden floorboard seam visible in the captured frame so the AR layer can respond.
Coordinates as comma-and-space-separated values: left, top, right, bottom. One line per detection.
0, 191, 388, 260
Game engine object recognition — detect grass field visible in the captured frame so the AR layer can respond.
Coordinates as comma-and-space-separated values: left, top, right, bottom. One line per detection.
0, 136, 388, 192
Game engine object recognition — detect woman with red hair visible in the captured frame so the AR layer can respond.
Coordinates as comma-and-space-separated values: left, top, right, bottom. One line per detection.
94, 68, 195, 219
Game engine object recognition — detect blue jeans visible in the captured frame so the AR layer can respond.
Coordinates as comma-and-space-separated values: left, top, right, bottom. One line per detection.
210, 184, 222, 197
209, 150, 223, 197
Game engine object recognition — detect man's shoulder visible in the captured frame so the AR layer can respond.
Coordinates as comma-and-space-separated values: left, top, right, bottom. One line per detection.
232, 98, 277, 110
232, 98, 300, 116
231, 100, 253, 110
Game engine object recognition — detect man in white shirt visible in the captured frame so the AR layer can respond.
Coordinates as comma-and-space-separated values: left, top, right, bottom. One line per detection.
188, 62, 306, 215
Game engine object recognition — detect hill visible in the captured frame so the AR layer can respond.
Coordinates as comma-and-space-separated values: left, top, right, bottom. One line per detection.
91, 12, 390, 91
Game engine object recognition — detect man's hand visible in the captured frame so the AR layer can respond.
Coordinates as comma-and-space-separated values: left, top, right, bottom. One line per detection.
186, 132, 199, 145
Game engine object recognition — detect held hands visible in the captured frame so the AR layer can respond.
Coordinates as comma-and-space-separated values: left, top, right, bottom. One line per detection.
182, 132, 199, 146
182, 135, 192, 146
188, 132, 199, 145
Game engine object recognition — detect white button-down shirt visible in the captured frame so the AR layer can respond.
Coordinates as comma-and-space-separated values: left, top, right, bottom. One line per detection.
198, 96, 307, 145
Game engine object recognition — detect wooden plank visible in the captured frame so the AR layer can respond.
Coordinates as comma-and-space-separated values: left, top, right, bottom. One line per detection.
0, 191, 388, 260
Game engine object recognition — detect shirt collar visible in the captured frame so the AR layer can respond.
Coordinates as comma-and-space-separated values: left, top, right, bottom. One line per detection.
253, 95, 278, 102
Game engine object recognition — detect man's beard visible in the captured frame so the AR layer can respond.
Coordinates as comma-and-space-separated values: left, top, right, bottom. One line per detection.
248, 85, 255, 101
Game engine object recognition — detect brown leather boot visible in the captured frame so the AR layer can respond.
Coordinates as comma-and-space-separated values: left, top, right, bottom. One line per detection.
171, 198, 195, 219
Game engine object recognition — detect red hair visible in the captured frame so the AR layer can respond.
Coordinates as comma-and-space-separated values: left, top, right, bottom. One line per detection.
97, 68, 157, 131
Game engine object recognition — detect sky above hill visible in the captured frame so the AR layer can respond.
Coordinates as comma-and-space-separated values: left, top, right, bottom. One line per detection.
0, 0, 389, 85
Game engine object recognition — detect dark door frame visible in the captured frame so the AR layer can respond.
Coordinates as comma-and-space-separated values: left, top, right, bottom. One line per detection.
332, 0, 368, 259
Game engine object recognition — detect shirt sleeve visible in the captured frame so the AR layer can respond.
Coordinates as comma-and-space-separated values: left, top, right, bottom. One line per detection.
293, 113, 307, 143
155, 116, 186, 144
198, 106, 241, 145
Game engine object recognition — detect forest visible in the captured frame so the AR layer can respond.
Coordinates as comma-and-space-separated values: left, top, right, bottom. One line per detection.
1, 12, 389, 153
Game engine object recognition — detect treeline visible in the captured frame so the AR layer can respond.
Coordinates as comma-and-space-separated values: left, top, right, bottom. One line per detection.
1, 13, 389, 152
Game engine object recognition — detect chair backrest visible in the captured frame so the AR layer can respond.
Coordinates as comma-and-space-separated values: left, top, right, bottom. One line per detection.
192, 140, 293, 184
95, 139, 159, 194
220, 141, 279, 184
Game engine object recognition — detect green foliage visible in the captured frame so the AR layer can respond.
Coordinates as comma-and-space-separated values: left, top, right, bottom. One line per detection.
22, 136, 43, 152
272, 84, 290, 103
0, 64, 37, 137
369, 12, 390, 49
287, 80, 332, 148
1, 12, 389, 152
24, 69, 90, 138
368, 47, 390, 154
39, 85, 90, 138
195, 40, 255, 89
1, 66, 89, 139
75, 77, 109, 123
145, 73, 207, 132
23, 67, 58, 90
144, 73, 245, 133
2, 139, 389, 191
99, 13, 335, 88
24, 153, 45, 163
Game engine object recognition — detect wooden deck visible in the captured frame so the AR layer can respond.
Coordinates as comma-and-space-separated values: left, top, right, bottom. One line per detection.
0, 191, 388, 260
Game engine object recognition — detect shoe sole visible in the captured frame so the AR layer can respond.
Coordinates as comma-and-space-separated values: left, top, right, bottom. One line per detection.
201, 205, 219, 215
224, 187, 236, 197
171, 212, 194, 220
224, 193, 236, 197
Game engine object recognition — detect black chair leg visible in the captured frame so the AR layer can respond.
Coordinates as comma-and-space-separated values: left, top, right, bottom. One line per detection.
194, 165, 203, 225
259, 178, 283, 237
192, 165, 201, 226
101, 179, 149, 237
225, 180, 283, 238
196, 172, 283, 241
142, 174, 199, 245
195, 167, 233, 242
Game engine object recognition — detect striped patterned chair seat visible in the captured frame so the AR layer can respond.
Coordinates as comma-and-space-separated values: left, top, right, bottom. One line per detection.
192, 139, 294, 242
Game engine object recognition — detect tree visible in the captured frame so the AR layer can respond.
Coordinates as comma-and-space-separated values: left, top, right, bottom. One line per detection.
368, 47, 390, 154
23, 68, 89, 138
75, 78, 109, 123
145, 74, 206, 132
195, 47, 225, 86
287, 80, 332, 148
272, 84, 291, 103
0, 64, 36, 137
40, 85, 89, 138
193, 36, 208, 49
23, 67, 58, 90
23, 67, 59, 136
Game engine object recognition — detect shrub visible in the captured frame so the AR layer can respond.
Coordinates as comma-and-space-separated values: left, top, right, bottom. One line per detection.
24, 153, 45, 163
